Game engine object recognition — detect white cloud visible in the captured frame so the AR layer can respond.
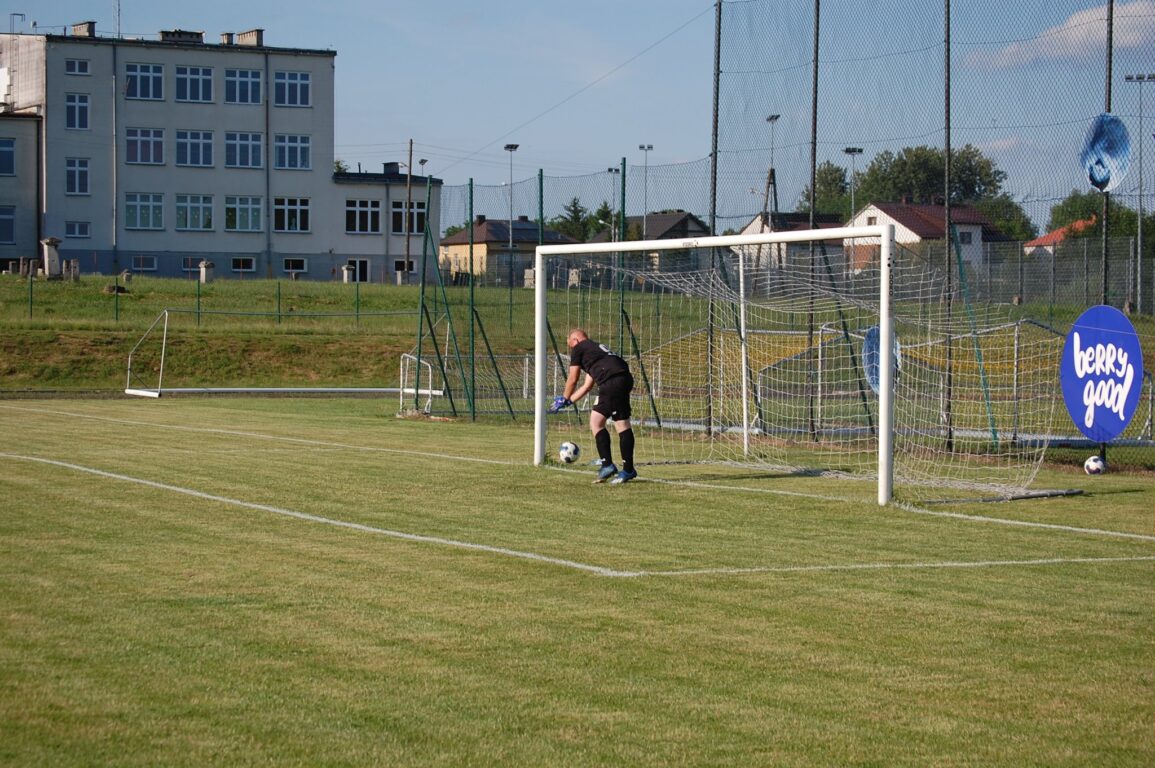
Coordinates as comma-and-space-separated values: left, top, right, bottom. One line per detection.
966, 1, 1155, 69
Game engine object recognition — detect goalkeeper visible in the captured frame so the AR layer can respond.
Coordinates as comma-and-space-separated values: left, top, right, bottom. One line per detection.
550, 328, 637, 485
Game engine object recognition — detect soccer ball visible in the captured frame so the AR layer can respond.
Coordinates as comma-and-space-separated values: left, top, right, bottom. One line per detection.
558, 441, 581, 464
1083, 455, 1106, 475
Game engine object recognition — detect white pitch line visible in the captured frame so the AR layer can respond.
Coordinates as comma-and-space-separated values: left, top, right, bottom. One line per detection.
5, 403, 1155, 545
627, 555, 1155, 578
4, 452, 1154, 580
0, 453, 627, 578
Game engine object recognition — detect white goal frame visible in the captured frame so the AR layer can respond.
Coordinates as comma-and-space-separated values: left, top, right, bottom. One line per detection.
532, 225, 896, 505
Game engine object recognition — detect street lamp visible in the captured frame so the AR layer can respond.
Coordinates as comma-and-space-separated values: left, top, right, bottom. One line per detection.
844, 147, 864, 277
607, 167, 621, 241
638, 144, 653, 239
504, 144, 518, 326
1125, 74, 1153, 314
843, 147, 863, 220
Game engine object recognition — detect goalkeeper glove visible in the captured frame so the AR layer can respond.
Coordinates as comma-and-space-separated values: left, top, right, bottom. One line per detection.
548, 395, 572, 413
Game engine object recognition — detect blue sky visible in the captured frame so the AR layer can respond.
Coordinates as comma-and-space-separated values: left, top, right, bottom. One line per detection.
15, 1, 1155, 227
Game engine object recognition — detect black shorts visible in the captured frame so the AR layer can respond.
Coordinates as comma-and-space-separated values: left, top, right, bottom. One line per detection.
593, 372, 633, 421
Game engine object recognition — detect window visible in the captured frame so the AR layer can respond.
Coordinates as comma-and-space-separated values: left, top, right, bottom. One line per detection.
176, 194, 213, 231
181, 256, 201, 272
65, 94, 89, 129
225, 196, 263, 232
273, 134, 310, 170
125, 63, 163, 100
225, 69, 261, 104
0, 139, 13, 175
224, 132, 262, 168
176, 130, 213, 167
126, 128, 164, 165
394, 259, 415, 274
274, 71, 310, 106
132, 255, 158, 272
345, 200, 380, 234
866, 216, 878, 226
0, 206, 14, 244
283, 257, 307, 273
65, 221, 92, 239
65, 158, 90, 195
125, 193, 164, 230
391, 201, 426, 235
957, 231, 973, 245
273, 197, 310, 232
175, 66, 212, 102
65, 59, 91, 75
231, 256, 256, 273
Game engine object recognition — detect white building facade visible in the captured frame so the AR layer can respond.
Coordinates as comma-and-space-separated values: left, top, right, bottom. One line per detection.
0, 22, 438, 281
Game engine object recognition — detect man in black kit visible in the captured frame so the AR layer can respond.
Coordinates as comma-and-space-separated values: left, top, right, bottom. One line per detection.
550, 328, 637, 484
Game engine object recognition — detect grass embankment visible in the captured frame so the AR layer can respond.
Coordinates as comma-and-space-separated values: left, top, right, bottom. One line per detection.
0, 275, 519, 391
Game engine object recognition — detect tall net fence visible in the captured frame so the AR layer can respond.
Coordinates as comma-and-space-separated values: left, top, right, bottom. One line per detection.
426, 1, 1155, 468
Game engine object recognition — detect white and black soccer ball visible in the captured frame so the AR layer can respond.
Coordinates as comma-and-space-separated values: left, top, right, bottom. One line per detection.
558, 441, 581, 464
1083, 455, 1106, 475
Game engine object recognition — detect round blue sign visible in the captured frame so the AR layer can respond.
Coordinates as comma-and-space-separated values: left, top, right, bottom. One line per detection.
1060, 305, 1144, 443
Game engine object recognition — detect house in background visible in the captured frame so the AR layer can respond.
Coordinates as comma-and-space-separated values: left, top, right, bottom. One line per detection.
587, 210, 710, 244
0, 21, 440, 282
439, 215, 577, 285
844, 202, 1010, 273
1023, 215, 1096, 258
731, 211, 843, 269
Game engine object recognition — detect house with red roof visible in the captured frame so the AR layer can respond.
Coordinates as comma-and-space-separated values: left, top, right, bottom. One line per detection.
844, 202, 1010, 272
1022, 215, 1097, 257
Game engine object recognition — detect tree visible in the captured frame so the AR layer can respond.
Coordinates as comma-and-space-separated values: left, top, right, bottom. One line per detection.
853, 144, 1007, 206
442, 221, 469, 239
796, 161, 849, 218
547, 197, 591, 242
974, 194, 1038, 241
1047, 189, 1143, 238
334, 159, 350, 174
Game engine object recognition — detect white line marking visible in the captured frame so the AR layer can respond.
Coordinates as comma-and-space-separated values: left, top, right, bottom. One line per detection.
4, 452, 1154, 580
5, 404, 1155, 545
0, 452, 627, 578
627, 556, 1155, 578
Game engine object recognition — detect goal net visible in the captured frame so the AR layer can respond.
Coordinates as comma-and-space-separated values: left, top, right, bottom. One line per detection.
533, 227, 1066, 505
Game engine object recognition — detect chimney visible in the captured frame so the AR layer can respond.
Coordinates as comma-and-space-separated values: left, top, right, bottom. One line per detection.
220, 32, 235, 45
517, 215, 530, 222
237, 28, 264, 47
476, 215, 487, 224
159, 29, 205, 44
71, 21, 97, 37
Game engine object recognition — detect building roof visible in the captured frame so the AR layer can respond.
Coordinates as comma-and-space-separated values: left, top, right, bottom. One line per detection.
869, 202, 1009, 241
588, 210, 710, 243
1023, 215, 1097, 248
440, 216, 577, 247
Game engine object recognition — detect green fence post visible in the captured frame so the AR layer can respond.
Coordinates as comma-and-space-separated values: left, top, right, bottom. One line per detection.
276, 281, 282, 325
27, 266, 32, 319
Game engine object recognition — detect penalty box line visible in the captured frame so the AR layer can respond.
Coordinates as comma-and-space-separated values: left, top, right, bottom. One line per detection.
4, 452, 1154, 579
6, 404, 1155, 547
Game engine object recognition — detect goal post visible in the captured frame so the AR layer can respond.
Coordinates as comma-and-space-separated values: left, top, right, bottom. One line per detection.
533, 225, 897, 503
533, 225, 1066, 505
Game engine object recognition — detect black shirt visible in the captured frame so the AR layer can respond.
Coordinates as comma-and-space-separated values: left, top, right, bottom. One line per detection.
570, 339, 629, 385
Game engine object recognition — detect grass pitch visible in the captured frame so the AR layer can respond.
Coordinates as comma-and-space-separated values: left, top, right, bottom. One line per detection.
1, 397, 1153, 766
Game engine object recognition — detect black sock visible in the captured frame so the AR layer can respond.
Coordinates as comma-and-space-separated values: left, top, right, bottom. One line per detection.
595, 428, 613, 466
619, 428, 635, 473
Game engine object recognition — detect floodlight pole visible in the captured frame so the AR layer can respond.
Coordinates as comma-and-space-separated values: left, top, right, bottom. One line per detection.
505, 143, 519, 331
607, 167, 621, 241
639, 143, 653, 239
1125, 73, 1151, 314
844, 147, 863, 274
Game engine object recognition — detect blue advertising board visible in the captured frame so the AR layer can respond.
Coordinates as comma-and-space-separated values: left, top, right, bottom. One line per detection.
1060, 305, 1144, 443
